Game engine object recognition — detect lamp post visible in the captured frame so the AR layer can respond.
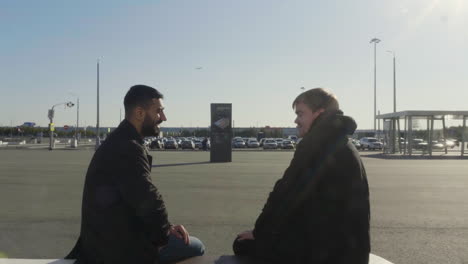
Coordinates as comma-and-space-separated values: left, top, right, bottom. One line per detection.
77, 97, 80, 140
48, 101, 74, 150
95, 59, 101, 150
370, 38, 381, 135
69, 92, 80, 143
386, 50, 397, 113
387, 50, 397, 153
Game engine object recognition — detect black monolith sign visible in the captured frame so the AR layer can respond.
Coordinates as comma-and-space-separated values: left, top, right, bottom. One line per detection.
210, 104, 232, 162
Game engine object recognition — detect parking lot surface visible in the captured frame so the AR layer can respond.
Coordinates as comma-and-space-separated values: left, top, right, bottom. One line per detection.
0, 150, 467, 264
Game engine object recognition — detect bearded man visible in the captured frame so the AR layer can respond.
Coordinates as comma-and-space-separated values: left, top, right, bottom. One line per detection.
66, 85, 204, 264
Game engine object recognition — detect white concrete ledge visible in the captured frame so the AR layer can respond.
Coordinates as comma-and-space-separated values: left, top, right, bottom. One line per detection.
0, 260, 73, 264
5, 141, 26, 145
0, 253, 393, 264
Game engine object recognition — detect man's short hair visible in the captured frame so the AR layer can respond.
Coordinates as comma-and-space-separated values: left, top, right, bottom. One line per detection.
292, 88, 339, 112
124, 85, 164, 115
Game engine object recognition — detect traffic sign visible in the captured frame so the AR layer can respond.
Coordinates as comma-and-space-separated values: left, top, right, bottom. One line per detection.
64, 125, 69, 130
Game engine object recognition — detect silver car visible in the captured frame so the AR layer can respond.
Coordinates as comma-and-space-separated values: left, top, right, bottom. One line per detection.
359, 137, 382, 150
232, 138, 246, 148
263, 139, 278, 149
281, 140, 295, 149
247, 138, 260, 148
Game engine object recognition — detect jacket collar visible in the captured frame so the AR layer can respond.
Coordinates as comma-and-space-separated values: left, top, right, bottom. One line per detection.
309, 110, 357, 136
290, 110, 356, 170
117, 119, 145, 145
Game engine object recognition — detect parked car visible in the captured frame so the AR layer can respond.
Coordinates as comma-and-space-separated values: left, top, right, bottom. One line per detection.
150, 139, 164, 149
247, 138, 260, 148
444, 139, 458, 148
232, 138, 246, 148
432, 141, 445, 150
350, 138, 361, 149
281, 139, 295, 149
263, 139, 278, 149
259, 138, 266, 147
180, 140, 195, 150
359, 137, 382, 150
164, 139, 178, 149
275, 138, 284, 148
411, 139, 425, 150
193, 139, 203, 149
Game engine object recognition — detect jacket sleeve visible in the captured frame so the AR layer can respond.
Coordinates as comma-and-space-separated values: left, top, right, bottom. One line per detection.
301, 162, 358, 263
253, 176, 284, 237
253, 152, 303, 238
116, 142, 171, 246
307, 182, 347, 261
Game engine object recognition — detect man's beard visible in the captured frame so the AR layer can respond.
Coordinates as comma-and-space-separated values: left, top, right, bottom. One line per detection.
141, 116, 163, 137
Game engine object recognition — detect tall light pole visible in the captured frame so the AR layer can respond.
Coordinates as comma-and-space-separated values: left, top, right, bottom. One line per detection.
69, 92, 80, 142
48, 101, 74, 150
370, 38, 381, 135
387, 50, 396, 113
77, 97, 80, 139
95, 59, 101, 150
387, 50, 397, 153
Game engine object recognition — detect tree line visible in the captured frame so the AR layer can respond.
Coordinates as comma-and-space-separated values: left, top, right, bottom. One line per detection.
0, 127, 97, 138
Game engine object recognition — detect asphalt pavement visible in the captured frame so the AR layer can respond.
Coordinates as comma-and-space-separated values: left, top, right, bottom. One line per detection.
0, 149, 467, 263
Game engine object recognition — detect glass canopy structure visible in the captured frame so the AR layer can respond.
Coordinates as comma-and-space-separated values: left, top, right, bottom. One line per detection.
376, 111, 468, 156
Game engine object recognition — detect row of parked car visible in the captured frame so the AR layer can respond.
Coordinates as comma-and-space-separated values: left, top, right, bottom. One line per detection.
144, 137, 210, 150
350, 137, 460, 151
147, 135, 460, 152
232, 137, 297, 150
402, 138, 459, 150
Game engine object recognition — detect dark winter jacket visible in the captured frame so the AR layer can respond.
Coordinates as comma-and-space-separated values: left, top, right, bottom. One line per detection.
253, 110, 371, 264
66, 120, 171, 264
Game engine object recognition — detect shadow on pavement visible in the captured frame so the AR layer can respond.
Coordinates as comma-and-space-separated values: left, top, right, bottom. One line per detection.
152, 161, 212, 167
361, 153, 468, 160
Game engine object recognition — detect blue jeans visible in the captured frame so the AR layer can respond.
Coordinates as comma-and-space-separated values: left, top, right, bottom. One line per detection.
158, 234, 205, 264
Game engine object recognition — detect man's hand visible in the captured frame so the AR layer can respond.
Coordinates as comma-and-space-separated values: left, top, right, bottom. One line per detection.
169, 225, 190, 245
237, 230, 255, 241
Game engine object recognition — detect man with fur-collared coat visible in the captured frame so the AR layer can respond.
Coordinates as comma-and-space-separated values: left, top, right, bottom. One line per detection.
233, 88, 370, 264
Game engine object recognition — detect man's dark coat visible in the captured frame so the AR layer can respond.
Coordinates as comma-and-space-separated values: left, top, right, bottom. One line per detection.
253, 111, 371, 264
66, 120, 171, 264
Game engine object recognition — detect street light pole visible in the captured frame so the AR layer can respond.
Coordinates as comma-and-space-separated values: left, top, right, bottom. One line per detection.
95, 59, 101, 150
48, 101, 74, 150
69, 93, 80, 141
370, 38, 381, 135
390, 51, 397, 112
387, 50, 397, 153
77, 97, 80, 139
69, 92, 80, 147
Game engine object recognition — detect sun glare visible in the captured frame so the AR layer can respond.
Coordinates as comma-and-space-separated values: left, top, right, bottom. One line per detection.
393, 0, 466, 47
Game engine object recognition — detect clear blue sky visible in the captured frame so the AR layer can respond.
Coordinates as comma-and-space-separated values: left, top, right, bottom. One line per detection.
1, 0, 467, 129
